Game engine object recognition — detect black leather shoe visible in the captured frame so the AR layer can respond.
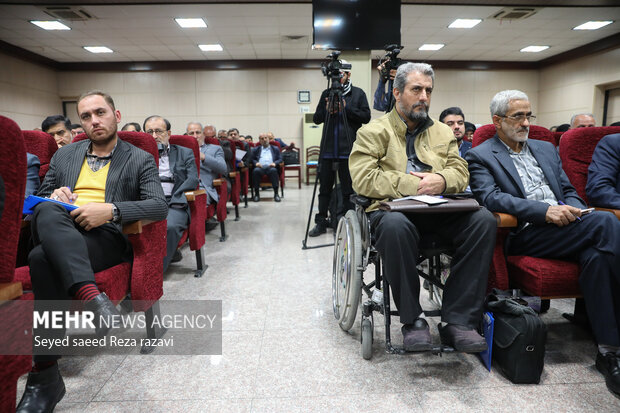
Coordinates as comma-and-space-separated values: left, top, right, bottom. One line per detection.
171, 249, 182, 263
439, 323, 487, 353
274, 194, 281, 202
16, 364, 65, 413
309, 223, 327, 237
253, 194, 260, 202
596, 351, 620, 397
85, 293, 121, 337
402, 318, 432, 351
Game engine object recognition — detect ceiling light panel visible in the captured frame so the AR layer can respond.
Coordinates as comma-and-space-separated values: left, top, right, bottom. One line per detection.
30, 20, 71, 30
520, 45, 549, 53
199, 44, 223, 52
84, 46, 113, 53
573, 21, 613, 30
419, 44, 444, 51
175, 18, 207, 28
448, 19, 482, 29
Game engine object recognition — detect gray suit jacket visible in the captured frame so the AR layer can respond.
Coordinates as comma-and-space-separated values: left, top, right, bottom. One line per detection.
466, 135, 585, 228
199, 143, 227, 204
37, 138, 168, 228
26, 153, 41, 197
166, 144, 199, 221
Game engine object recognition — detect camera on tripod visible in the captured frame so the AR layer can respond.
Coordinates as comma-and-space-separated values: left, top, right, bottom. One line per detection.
378, 44, 404, 82
321, 51, 352, 81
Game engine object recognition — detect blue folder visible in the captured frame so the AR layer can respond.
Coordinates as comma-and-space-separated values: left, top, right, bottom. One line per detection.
23, 195, 79, 215
479, 311, 494, 371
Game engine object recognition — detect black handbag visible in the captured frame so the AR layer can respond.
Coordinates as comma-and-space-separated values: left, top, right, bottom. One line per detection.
485, 289, 547, 384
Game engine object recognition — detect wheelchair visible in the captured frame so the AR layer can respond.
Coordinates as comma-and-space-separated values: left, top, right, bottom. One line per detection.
332, 195, 455, 360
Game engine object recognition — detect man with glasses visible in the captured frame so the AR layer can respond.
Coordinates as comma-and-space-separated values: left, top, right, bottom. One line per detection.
466, 90, 620, 398
144, 115, 198, 270
42, 115, 73, 148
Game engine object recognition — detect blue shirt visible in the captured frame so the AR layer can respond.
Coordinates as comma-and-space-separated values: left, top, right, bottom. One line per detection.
258, 146, 274, 166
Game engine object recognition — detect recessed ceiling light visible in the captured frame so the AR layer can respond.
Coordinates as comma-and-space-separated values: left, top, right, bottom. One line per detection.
84, 46, 113, 54
520, 45, 549, 53
314, 18, 342, 28
199, 44, 223, 52
30, 20, 70, 30
448, 19, 482, 29
175, 18, 207, 28
418, 44, 444, 51
573, 21, 613, 30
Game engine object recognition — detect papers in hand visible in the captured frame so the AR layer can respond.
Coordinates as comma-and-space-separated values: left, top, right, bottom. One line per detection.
392, 195, 448, 205
235, 149, 247, 161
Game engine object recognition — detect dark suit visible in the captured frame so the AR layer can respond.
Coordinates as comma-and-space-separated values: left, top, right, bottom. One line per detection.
466, 135, 620, 346
459, 140, 472, 158
26, 153, 40, 197
586, 133, 620, 209
31, 138, 168, 361
251, 145, 282, 191
161, 144, 199, 270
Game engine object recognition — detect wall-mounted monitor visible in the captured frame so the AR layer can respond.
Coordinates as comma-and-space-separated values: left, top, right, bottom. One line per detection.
312, 0, 401, 50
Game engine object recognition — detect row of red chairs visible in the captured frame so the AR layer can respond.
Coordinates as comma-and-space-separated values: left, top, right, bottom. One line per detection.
473, 125, 620, 314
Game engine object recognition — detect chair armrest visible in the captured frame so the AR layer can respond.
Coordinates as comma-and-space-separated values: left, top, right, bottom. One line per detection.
493, 212, 517, 228
0, 282, 23, 301
213, 179, 222, 186
184, 189, 206, 202
594, 207, 620, 220
122, 220, 155, 235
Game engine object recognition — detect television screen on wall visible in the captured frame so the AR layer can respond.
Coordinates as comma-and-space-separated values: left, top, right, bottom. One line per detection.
312, 0, 401, 50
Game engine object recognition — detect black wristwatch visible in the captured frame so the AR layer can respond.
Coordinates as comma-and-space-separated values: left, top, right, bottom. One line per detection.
111, 204, 121, 223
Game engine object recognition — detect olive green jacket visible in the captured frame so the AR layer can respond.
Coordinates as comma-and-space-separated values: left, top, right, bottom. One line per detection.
349, 108, 469, 211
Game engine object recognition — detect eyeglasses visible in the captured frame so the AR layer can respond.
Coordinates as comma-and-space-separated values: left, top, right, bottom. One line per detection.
146, 129, 168, 136
501, 114, 536, 122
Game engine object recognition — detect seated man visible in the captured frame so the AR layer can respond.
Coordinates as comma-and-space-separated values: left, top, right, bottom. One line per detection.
70, 123, 84, 138
144, 115, 199, 270
350, 62, 496, 352
42, 115, 72, 148
121, 122, 141, 132
186, 122, 227, 206
466, 89, 620, 397
17, 90, 168, 412
26, 153, 41, 197
464, 122, 476, 142
586, 133, 620, 209
570, 113, 596, 129
439, 106, 471, 157
251, 133, 282, 202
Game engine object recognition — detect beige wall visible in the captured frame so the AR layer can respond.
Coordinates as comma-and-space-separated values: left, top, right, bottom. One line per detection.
0, 51, 62, 129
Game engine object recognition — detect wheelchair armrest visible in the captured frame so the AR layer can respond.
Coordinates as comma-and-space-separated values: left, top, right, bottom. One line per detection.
184, 189, 206, 202
594, 207, 620, 220
493, 212, 517, 228
351, 195, 372, 208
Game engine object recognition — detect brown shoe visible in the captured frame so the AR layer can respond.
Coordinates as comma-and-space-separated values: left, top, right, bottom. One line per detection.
439, 324, 487, 353
402, 318, 432, 352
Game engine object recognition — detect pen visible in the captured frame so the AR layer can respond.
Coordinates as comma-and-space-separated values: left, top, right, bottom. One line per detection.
558, 201, 580, 221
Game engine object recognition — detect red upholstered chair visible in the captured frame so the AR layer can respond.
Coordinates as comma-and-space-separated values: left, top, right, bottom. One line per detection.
305, 145, 320, 185
231, 139, 250, 209
283, 146, 302, 189
559, 126, 620, 219
22, 131, 58, 181
472, 124, 581, 309
0, 116, 32, 413
552, 131, 564, 147
170, 135, 207, 277
14, 131, 168, 353
205, 137, 229, 242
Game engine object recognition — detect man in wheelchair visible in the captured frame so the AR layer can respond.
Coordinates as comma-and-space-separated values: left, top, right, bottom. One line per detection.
349, 63, 496, 352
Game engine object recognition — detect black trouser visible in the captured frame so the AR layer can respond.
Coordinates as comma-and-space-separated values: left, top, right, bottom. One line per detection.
315, 158, 353, 225
507, 211, 620, 347
370, 208, 496, 328
252, 166, 279, 192
164, 206, 189, 271
29, 202, 129, 362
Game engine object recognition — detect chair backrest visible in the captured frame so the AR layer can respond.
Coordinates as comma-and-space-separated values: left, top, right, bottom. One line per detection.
74, 131, 159, 167
170, 135, 200, 175
0, 116, 26, 282
552, 131, 563, 147
22, 130, 58, 180
306, 145, 320, 162
559, 126, 620, 202
472, 124, 554, 147
205, 137, 221, 146
269, 140, 281, 151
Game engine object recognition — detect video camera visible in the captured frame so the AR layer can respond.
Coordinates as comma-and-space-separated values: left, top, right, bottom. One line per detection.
321, 50, 352, 81
378, 44, 404, 82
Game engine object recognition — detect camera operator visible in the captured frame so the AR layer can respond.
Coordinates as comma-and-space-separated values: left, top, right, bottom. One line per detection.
373, 45, 403, 112
309, 60, 371, 237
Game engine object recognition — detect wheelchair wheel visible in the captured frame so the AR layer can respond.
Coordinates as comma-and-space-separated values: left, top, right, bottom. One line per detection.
361, 316, 373, 360
332, 210, 363, 332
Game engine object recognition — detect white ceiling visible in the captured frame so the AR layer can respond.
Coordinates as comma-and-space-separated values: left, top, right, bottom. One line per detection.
0, 3, 618, 63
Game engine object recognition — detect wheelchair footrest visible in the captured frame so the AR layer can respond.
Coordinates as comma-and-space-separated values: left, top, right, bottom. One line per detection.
388, 344, 455, 355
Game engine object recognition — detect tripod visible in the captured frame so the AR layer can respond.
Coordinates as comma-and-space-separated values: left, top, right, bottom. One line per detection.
302, 75, 353, 250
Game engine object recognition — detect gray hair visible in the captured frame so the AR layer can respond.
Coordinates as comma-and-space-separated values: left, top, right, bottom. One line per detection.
393, 62, 434, 93
570, 113, 595, 126
490, 90, 529, 117
186, 121, 203, 130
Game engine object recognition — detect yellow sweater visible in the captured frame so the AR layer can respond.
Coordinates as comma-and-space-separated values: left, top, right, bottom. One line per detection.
73, 158, 109, 207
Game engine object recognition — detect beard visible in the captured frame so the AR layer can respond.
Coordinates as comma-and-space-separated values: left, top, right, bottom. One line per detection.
88, 124, 117, 145
399, 101, 429, 123
505, 125, 529, 142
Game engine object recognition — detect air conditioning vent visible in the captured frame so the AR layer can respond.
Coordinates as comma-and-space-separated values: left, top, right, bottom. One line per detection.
40, 6, 94, 21
492, 7, 540, 21
282, 35, 308, 44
